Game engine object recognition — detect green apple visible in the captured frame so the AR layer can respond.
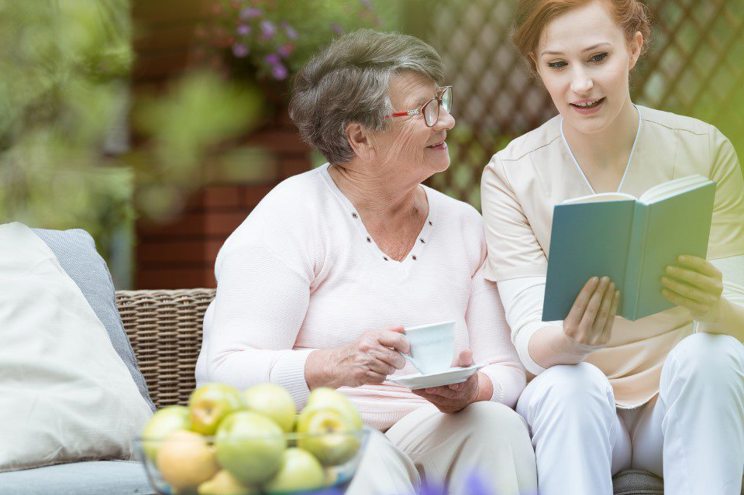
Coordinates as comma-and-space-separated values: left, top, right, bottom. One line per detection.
306, 387, 363, 430
215, 411, 286, 485
197, 469, 257, 495
296, 407, 360, 466
140, 405, 190, 461
188, 383, 243, 435
242, 383, 296, 433
156, 430, 220, 491
263, 448, 326, 494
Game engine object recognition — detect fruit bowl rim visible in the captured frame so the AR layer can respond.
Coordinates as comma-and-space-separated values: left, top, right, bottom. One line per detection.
135, 426, 371, 443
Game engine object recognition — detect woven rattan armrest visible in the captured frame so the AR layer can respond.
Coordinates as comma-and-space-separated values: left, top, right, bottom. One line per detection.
116, 288, 215, 410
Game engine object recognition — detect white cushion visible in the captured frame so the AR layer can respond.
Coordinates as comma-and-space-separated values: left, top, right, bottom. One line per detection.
0, 223, 152, 472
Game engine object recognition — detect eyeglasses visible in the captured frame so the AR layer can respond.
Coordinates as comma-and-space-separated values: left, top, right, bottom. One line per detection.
386, 86, 453, 127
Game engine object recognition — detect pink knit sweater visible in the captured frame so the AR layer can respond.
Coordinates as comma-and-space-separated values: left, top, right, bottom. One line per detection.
196, 164, 525, 431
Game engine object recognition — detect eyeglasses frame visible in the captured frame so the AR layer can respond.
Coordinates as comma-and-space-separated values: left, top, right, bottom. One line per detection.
386, 86, 453, 127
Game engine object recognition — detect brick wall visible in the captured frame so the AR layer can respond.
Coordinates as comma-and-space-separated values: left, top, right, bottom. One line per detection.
131, 0, 311, 289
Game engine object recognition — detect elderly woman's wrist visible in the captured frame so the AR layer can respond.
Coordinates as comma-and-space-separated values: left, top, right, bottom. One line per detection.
305, 348, 338, 389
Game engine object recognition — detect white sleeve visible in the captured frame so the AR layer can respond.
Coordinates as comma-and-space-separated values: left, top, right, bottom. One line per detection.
202, 242, 315, 407
466, 264, 527, 408
497, 276, 562, 375
696, 255, 744, 332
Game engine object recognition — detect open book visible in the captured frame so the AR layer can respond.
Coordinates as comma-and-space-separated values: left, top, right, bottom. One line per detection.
542, 175, 716, 321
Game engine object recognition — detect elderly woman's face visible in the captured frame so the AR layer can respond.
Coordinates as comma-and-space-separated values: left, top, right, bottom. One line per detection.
371, 72, 455, 179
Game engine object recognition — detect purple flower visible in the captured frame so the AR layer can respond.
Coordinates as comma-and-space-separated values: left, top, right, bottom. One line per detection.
271, 62, 288, 80
239, 7, 261, 19
282, 22, 299, 40
265, 53, 280, 65
330, 22, 344, 35
463, 473, 494, 495
418, 481, 447, 495
236, 24, 251, 36
277, 43, 293, 57
232, 43, 249, 58
260, 20, 276, 39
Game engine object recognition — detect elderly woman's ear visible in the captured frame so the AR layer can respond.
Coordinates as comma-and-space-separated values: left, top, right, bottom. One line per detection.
345, 122, 374, 162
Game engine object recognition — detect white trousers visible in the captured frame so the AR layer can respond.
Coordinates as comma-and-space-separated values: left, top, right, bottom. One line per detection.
347, 401, 538, 495
517, 333, 744, 495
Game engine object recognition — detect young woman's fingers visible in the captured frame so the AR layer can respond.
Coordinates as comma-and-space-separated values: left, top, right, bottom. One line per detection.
661, 288, 710, 314
566, 277, 600, 326
661, 276, 719, 304
676, 255, 722, 278
591, 282, 615, 344
665, 266, 722, 294
599, 290, 620, 344
578, 277, 610, 337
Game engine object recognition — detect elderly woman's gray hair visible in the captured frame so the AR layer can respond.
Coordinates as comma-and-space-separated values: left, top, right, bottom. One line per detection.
289, 29, 445, 165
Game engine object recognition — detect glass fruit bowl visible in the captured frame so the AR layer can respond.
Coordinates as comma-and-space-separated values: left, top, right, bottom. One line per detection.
134, 427, 370, 495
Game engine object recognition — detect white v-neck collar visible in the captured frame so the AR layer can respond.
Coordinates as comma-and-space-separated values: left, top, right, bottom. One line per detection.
560, 105, 642, 194
319, 163, 434, 265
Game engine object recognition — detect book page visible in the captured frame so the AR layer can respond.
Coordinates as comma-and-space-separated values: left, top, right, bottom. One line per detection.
562, 192, 635, 205
639, 175, 710, 204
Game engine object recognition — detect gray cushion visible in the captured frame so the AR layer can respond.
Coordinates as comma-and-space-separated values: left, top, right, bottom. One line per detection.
32, 228, 154, 411
0, 460, 153, 494
613, 469, 663, 494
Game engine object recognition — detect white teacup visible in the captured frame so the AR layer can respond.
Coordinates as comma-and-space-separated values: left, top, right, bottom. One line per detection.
402, 320, 455, 375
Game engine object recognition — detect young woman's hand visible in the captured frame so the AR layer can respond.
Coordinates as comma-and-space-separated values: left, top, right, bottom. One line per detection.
306, 326, 409, 389
662, 255, 723, 323
412, 349, 482, 414
563, 276, 621, 347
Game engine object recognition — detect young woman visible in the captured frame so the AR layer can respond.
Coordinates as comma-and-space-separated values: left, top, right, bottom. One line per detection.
480, 1, 744, 494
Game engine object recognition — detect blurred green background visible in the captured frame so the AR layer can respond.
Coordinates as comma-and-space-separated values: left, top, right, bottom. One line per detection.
1, 0, 742, 288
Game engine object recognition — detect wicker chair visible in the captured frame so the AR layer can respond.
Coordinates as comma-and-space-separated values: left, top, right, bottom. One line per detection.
115, 288, 668, 495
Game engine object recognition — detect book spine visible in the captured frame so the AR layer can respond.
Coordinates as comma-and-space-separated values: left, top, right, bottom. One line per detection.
623, 202, 649, 320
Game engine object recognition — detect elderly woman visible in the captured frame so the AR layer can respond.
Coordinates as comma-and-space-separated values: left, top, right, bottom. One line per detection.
196, 30, 536, 495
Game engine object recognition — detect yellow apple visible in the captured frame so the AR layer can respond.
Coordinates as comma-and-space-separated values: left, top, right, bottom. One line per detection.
242, 383, 296, 433
296, 407, 360, 466
197, 469, 257, 495
215, 411, 286, 485
140, 405, 190, 461
188, 383, 243, 435
156, 430, 219, 491
262, 448, 325, 494
305, 387, 363, 430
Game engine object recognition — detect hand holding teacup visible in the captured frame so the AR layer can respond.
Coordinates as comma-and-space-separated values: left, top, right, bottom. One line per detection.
412, 349, 483, 414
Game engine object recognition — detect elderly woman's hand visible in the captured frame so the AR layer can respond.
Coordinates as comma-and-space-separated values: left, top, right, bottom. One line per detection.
662, 255, 724, 324
411, 350, 484, 414
306, 326, 409, 389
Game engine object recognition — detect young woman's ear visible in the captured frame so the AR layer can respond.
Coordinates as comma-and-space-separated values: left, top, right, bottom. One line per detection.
345, 122, 373, 161
628, 31, 644, 70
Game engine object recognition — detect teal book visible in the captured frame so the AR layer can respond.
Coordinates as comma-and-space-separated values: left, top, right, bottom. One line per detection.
542, 175, 716, 321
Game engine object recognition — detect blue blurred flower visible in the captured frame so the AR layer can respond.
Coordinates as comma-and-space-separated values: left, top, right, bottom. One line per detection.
239, 7, 261, 19
271, 62, 288, 80
282, 22, 298, 40
231, 43, 248, 58
236, 24, 250, 36
260, 20, 276, 39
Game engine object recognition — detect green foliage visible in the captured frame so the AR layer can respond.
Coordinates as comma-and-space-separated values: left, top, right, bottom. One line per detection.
0, 0, 134, 230
202, 0, 402, 82
132, 72, 262, 220
0, 0, 264, 285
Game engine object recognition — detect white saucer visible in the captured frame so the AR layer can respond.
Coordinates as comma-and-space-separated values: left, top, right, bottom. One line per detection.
390, 363, 484, 390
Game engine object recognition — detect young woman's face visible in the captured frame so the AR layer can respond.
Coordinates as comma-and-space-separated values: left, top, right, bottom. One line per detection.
535, 0, 642, 135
